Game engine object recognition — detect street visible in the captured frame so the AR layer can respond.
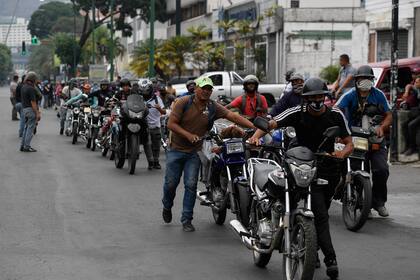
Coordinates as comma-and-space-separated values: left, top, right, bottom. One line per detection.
0, 87, 419, 280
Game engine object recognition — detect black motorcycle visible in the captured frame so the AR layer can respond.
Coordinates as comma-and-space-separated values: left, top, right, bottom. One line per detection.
111, 94, 148, 175
86, 107, 103, 151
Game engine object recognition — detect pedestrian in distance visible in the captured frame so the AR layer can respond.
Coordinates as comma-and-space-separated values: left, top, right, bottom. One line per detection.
177, 80, 196, 98
15, 75, 26, 137
10, 74, 19, 121
331, 54, 356, 99
20, 72, 41, 152
401, 76, 420, 156
161, 76, 255, 232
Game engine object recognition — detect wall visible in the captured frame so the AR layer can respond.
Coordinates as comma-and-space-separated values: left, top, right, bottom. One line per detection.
278, 0, 361, 8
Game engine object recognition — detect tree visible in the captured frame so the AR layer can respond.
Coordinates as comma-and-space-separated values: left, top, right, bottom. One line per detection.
28, 1, 77, 38
130, 40, 170, 78
0, 44, 12, 82
162, 36, 194, 78
320, 65, 340, 84
50, 16, 85, 35
52, 33, 81, 75
188, 25, 211, 73
28, 44, 55, 80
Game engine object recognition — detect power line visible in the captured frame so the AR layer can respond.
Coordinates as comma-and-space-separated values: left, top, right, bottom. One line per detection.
4, 0, 21, 45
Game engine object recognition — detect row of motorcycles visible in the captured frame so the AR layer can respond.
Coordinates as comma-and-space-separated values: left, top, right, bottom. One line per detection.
63, 94, 149, 175
196, 112, 384, 280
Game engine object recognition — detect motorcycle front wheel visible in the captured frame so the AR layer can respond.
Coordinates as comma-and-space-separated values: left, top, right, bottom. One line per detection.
72, 123, 78, 144
282, 215, 317, 280
128, 134, 139, 175
211, 171, 228, 225
86, 137, 92, 149
91, 128, 98, 151
342, 174, 372, 232
102, 147, 108, 157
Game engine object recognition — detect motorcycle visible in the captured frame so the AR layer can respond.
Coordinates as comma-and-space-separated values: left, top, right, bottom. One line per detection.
230, 117, 341, 280
86, 107, 103, 151
66, 104, 88, 145
111, 94, 148, 175
334, 114, 383, 231
196, 123, 251, 226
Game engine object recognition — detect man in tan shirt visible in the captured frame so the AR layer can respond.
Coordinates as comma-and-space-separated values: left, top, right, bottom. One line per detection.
162, 77, 255, 232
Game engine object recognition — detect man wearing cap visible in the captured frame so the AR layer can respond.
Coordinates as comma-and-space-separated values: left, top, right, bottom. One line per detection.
177, 80, 196, 98
162, 77, 255, 232
270, 73, 304, 117
20, 72, 41, 152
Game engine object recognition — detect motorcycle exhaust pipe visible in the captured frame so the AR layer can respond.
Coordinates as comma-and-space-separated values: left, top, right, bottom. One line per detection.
229, 220, 254, 250
196, 191, 220, 211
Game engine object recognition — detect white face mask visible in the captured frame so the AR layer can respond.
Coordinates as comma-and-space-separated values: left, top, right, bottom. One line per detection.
357, 79, 373, 91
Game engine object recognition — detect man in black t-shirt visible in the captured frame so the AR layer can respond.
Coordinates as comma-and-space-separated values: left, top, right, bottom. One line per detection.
15, 75, 26, 137
20, 72, 41, 152
250, 78, 354, 280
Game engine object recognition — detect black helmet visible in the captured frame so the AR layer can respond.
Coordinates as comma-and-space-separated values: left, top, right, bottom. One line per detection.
69, 78, 77, 85
100, 79, 110, 86
120, 78, 131, 87
285, 70, 295, 82
354, 65, 375, 79
302, 77, 329, 96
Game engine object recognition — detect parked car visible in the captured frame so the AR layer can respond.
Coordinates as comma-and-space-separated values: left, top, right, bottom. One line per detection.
175, 71, 285, 107
368, 56, 420, 104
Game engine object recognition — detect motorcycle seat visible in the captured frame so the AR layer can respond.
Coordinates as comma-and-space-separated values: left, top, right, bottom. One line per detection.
253, 164, 278, 190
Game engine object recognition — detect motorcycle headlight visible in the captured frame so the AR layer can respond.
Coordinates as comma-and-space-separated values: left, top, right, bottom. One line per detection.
289, 163, 316, 188
129, 110, 144, 119
226, 142, 244, 154
93, 110, 101, 117
127, 123, 141, 133
352, 137, 369, 151
73, 107, 80, 114
83, 107, 91, 113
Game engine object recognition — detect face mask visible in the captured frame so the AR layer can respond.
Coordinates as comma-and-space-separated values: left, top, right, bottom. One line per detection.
308, 100, 324, 112
293, 84, 303, 94
357, 79, 373, 91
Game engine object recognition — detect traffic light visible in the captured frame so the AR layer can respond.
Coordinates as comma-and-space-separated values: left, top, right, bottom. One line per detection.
31, 36, 39, 45
21, 41, 26, 56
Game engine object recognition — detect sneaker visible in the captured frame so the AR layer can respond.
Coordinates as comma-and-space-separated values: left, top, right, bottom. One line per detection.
367, 210, 374, 219
60, 128, 64, 135
182, 222, 195, 232
374, 206, 389, 217
22, 147, 37, 152
325, 259, 339, 279
20, 146, 24, 152
162, 208, 172, 223
148, 162, 153, 170
154, 161, 161, 169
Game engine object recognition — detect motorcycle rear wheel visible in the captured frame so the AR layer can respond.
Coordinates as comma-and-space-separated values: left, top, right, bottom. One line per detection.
282, 215, 317, 280
342, 174, 372, 232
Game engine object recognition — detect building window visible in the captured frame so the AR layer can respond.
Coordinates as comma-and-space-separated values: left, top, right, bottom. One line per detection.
291, 0, 299, 8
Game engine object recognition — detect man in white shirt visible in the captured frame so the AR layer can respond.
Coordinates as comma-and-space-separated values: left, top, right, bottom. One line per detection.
59, 79, 82, 135
140, 79, 166, 170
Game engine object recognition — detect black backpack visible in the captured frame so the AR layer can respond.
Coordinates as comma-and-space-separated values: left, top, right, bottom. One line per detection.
182, 94, 216, 131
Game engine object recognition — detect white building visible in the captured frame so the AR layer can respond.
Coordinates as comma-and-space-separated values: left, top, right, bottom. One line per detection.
0, 17, 31, 47
366, 0, 420, 62
163, 0, 368, 83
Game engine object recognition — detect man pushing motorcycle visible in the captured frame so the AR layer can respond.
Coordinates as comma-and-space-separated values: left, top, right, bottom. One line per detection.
249, 77, 354, 279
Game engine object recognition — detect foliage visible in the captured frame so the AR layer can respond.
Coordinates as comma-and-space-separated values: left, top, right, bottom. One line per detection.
216, 19, 236, 40
28, 44, 55, 80
320, 64, 340, 84
52, 33, 81, 73
50, 16, 85, 35
130, 40, 170, 78
0, 44, 12, 82
162, 36, 194, 78
28, 1, 76, 38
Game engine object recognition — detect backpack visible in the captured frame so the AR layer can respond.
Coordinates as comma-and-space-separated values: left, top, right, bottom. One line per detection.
182, 94, 216, 131
241, 94, 264, 118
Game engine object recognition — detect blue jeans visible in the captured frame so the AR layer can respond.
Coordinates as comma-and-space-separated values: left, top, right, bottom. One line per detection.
162, 149, 201, 224
15, 102, 25, 137
21, 108, 36, 149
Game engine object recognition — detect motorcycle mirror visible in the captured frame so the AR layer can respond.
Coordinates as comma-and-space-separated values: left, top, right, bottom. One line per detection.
253, 116, 270, 132
323, 126, 341, 138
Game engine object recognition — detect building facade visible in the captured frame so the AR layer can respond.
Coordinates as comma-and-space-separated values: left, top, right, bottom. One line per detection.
366, 0, 420, 62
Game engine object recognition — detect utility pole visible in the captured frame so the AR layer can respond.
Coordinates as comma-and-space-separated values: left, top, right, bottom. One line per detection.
91, 0, 96, 64
175, 0, 181, 36
390, 0, 399, 162
72, 0, 77, 77
109, 0, 115, 81
148, 0, 155, 77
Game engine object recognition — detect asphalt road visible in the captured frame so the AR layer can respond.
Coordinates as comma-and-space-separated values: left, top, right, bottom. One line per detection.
0, 87, 419, 280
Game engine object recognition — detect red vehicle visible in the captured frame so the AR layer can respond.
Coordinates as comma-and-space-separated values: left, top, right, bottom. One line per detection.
369, 56, 420, 103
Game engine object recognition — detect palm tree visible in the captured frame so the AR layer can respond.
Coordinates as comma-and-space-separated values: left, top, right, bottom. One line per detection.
216, 19, 236, 41
187, 25, 211, 41
130, 39, 170, 78
162, 35, 193, 78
